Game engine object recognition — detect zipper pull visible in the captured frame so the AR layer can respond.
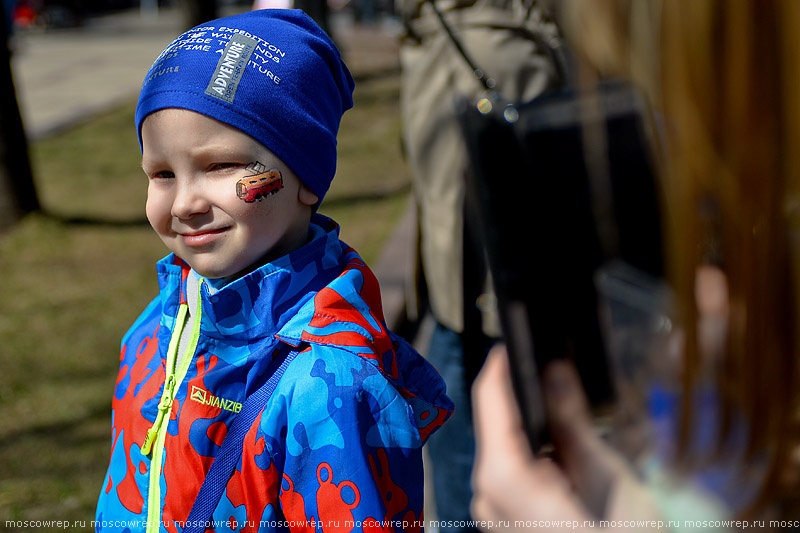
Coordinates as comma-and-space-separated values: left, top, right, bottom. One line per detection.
141, 426, 159, 456
142, 375, 177, 455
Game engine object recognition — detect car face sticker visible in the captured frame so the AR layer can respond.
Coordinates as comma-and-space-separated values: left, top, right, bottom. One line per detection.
236, 161, 284, 203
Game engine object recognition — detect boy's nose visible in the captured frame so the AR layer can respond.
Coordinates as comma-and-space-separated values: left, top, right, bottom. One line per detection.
171, 180, 211, 219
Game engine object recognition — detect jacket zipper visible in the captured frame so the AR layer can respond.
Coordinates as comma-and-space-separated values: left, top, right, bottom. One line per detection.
143, 279, 203, 533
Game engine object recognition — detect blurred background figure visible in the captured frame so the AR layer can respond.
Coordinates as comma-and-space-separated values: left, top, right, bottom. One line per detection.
7, 0, 86, 29
471, 0, 800, 529
397, 0, 559, 529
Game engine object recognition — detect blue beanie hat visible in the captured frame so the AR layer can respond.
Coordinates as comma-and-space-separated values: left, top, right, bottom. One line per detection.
135, 9, 355, 204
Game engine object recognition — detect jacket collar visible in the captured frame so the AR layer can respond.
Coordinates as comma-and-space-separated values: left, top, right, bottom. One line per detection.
155, 214, 454, 441
155, 214, 347, 344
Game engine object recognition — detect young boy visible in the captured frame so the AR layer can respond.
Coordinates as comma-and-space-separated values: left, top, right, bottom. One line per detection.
96, 9, 453, 532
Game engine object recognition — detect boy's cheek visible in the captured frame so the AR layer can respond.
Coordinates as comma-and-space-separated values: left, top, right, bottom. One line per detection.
144, 199, 158, 230
145, 194, 172, 233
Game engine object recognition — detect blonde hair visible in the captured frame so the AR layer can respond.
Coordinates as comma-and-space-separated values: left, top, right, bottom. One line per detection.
559, 0, 800, 516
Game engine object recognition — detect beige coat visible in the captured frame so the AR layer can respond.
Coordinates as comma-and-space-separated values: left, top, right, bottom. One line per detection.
399, 0, 558, 334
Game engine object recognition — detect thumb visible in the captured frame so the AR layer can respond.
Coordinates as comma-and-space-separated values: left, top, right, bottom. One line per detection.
541, 360, 594, 443
542, 359, 633, 519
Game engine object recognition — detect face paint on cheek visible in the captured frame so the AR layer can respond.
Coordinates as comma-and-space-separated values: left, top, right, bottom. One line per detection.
235, 161, 285, 203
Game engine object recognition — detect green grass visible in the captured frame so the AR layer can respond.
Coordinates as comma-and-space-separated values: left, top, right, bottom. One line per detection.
0, 70, 410, 531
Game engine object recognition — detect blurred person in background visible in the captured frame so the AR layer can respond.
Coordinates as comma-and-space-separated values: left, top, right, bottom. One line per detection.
397, 0, 560, 528
471, 0, 800, 529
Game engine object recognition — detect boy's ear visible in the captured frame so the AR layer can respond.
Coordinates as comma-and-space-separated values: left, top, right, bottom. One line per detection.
298, 183, 319, 207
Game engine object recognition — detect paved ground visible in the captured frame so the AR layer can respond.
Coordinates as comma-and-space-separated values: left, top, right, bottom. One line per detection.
11, 6, 184, 139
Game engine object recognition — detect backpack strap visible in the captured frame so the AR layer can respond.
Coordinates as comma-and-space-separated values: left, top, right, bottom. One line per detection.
183, 346, 300, 533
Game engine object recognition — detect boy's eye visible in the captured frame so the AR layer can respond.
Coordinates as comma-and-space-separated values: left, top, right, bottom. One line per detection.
210, 162, 242, 171
150, 170, 175, 180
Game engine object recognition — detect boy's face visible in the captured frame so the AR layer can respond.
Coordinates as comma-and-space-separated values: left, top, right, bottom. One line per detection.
142, 108, 319, 280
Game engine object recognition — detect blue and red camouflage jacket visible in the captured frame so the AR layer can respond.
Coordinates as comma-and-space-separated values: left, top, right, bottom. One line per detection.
96, 215, 453, 533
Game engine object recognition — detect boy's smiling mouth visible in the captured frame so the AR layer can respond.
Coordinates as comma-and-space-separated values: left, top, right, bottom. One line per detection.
179, 227, 230, 247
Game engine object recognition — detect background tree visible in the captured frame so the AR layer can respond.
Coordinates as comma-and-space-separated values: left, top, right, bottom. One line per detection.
0, 5, 39, 231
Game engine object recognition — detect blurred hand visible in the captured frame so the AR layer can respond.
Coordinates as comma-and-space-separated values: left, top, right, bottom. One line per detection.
470, 346, 591, 533
470, 345, 661, 532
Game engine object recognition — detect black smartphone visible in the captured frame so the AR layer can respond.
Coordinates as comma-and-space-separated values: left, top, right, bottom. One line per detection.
460, 78, 664, 451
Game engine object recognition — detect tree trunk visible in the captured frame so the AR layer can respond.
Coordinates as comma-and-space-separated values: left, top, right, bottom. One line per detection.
0, 7, 39, 231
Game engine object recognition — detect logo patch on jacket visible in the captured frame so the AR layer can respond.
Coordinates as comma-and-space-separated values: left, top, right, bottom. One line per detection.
190, 385, 243, 413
